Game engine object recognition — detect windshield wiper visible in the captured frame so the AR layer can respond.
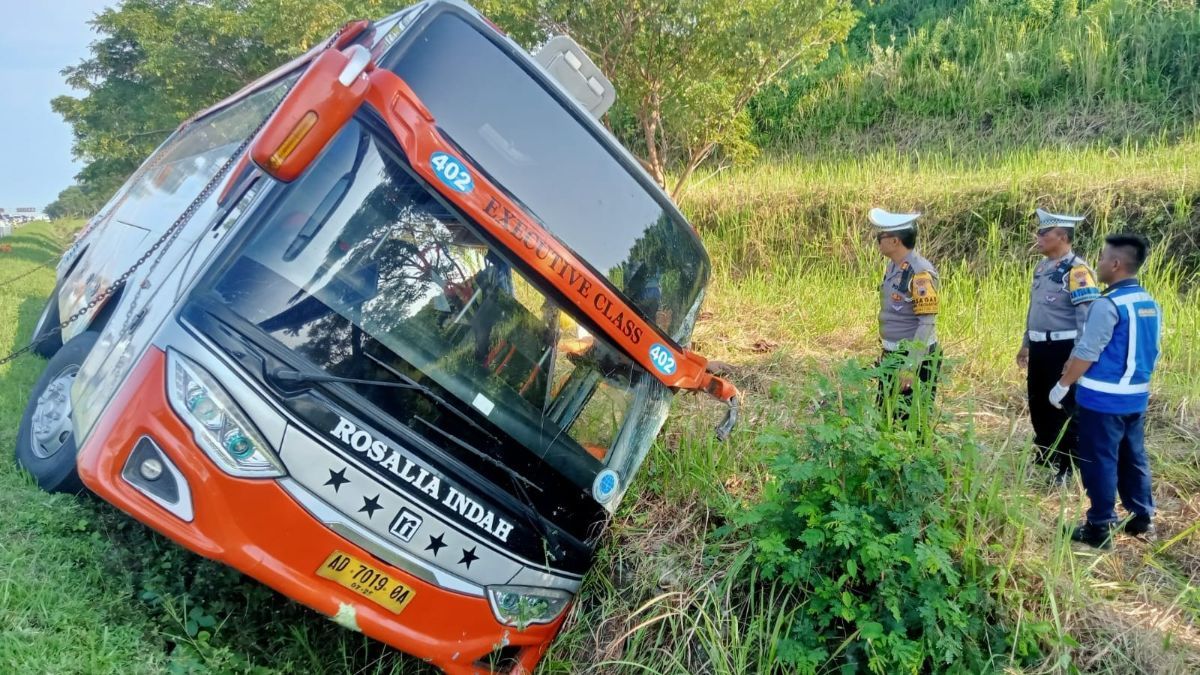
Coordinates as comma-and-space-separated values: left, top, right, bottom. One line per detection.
412, 416, 539, 492
415, 416, 565, 563
269, 367, 495, 440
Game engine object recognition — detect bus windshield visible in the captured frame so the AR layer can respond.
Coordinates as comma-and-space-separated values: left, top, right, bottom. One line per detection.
207, 118, 671, 499
382, 9, 710, 344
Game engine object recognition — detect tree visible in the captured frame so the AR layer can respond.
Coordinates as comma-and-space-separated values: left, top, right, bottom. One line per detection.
53, 0, 393, 206
45, 185, 103, 220
476, 0, 858, 199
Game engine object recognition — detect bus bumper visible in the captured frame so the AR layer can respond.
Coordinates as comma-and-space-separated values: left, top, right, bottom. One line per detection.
76, 348, 564, 674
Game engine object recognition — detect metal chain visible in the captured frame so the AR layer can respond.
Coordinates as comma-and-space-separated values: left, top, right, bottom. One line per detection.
0, 22, 353, 369
0, 258, 59, 290
0, 97, 277, 368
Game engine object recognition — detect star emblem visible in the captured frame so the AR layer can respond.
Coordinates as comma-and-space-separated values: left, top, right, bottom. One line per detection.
425, 533, 447, 556
458, 546, 479, 569
359, 494, 382, 519
323, 467, 350, 493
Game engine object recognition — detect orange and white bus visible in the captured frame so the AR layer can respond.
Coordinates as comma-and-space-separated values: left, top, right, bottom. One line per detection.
16, 2, 737, 672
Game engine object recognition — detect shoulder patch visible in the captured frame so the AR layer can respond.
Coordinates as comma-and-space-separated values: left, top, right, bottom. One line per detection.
1067, 265, 1099, 305
911, 271, 939, 315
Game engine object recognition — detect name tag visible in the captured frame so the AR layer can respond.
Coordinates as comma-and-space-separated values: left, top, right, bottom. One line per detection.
1137, 307, 1158, 317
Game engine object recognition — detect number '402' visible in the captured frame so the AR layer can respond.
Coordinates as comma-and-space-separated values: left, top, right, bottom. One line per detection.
430, 152, 473, 192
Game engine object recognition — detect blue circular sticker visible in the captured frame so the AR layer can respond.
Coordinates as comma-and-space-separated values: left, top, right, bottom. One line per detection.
648, 343, 677, 376
429, 152, 474, 193
592, 469, 620, 504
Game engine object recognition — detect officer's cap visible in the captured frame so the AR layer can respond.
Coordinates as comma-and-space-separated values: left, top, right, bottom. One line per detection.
869, 208, 921, 232
1035, 208, 1085, 229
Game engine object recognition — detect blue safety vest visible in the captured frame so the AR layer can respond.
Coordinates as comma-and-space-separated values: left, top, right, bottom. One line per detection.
1076, 280, 1162, 414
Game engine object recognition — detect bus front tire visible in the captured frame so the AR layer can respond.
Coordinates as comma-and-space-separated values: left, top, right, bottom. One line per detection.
15, 331, 100, 494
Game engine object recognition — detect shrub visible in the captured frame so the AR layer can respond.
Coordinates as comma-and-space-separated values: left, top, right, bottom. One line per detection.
738, 361, 1017, 673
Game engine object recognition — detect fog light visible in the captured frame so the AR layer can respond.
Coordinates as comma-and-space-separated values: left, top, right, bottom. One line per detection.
139, 458, 164, 481
121, 436, 193, 522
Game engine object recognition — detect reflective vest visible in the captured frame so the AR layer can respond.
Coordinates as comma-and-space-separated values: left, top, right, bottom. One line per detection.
1076, 280, 1161, 414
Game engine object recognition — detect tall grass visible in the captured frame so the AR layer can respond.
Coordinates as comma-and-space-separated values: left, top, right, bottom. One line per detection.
688, 137, 1200, 270
753, 0, 1200, 152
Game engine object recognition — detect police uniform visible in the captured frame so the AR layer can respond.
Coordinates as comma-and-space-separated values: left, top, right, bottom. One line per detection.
871, 209, 941, 415
1023, 209, 1099, 476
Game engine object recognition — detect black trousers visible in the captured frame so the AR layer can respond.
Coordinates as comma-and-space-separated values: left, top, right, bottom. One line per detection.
1027, 339, 1077, 472
878, 344, 942, 422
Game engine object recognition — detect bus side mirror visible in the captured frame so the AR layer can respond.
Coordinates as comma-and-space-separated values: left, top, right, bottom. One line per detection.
251, 45, 373, 182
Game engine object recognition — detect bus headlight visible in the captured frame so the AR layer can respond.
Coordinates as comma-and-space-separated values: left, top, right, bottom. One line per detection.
167, 350, 283, 478
73, 327, 141, 446
485, 586, 572, 628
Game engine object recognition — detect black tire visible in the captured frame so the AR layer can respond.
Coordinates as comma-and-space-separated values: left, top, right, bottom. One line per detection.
15, 331, 100, 493
30, 288, 63, 359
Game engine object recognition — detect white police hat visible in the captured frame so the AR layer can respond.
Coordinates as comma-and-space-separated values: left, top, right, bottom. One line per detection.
869, 208, 921, 232
1035, 208, 1085, 228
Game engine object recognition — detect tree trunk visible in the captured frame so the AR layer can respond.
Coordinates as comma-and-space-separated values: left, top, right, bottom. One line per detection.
670, 141, 717, 202
639, 90, 666, 188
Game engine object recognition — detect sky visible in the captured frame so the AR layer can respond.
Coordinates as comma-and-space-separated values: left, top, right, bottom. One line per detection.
0, 1, 113, 212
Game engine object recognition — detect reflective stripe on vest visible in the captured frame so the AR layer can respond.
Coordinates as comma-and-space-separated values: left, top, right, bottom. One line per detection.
1076, 377, 1150, 394
1109, 292, 1151, 386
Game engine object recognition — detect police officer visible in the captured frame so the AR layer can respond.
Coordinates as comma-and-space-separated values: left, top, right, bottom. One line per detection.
1051, 233, 1161, 549
1016, 208, 1100, 485
871, 208, 941, 419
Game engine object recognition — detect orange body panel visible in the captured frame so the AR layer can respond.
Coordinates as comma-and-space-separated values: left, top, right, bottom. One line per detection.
76, 348, 564, 674
250, 48, 373, 183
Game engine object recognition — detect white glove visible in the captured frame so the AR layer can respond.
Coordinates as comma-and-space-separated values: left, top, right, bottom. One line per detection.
1049, 382, 1070, 409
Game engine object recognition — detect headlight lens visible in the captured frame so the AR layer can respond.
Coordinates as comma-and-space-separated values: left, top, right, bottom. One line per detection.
185, 386, 225, 430
73, 325, 141, 445
485, 586, 572, 629
167, 350, 283, 478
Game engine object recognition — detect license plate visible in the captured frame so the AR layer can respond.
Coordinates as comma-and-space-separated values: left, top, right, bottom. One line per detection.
316, 550, 416, 614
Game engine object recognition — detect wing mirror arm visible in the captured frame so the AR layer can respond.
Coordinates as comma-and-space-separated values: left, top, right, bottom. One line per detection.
338, 45, 374, 86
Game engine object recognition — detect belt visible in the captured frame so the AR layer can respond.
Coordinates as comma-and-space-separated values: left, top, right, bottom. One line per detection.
1028, 330, 1077, 342
882, 339, 937, 352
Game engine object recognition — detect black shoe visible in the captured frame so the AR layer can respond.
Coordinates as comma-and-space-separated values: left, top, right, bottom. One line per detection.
1049, 468, 1072, 488
1123, 515, 1156, 538
1070, 522, 1114, 550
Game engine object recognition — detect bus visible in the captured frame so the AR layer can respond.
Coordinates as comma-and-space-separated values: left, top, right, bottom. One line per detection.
16, 2, 738, 672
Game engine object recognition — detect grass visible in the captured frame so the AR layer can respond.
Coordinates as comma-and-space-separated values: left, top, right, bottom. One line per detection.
3, 144, 1200, 675
0, 221, 163, 672
753, 0, 1200, 155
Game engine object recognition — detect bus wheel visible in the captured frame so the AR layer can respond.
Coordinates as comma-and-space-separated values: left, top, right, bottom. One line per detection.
30, 289, 63, 359
15, 331, 99, 493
